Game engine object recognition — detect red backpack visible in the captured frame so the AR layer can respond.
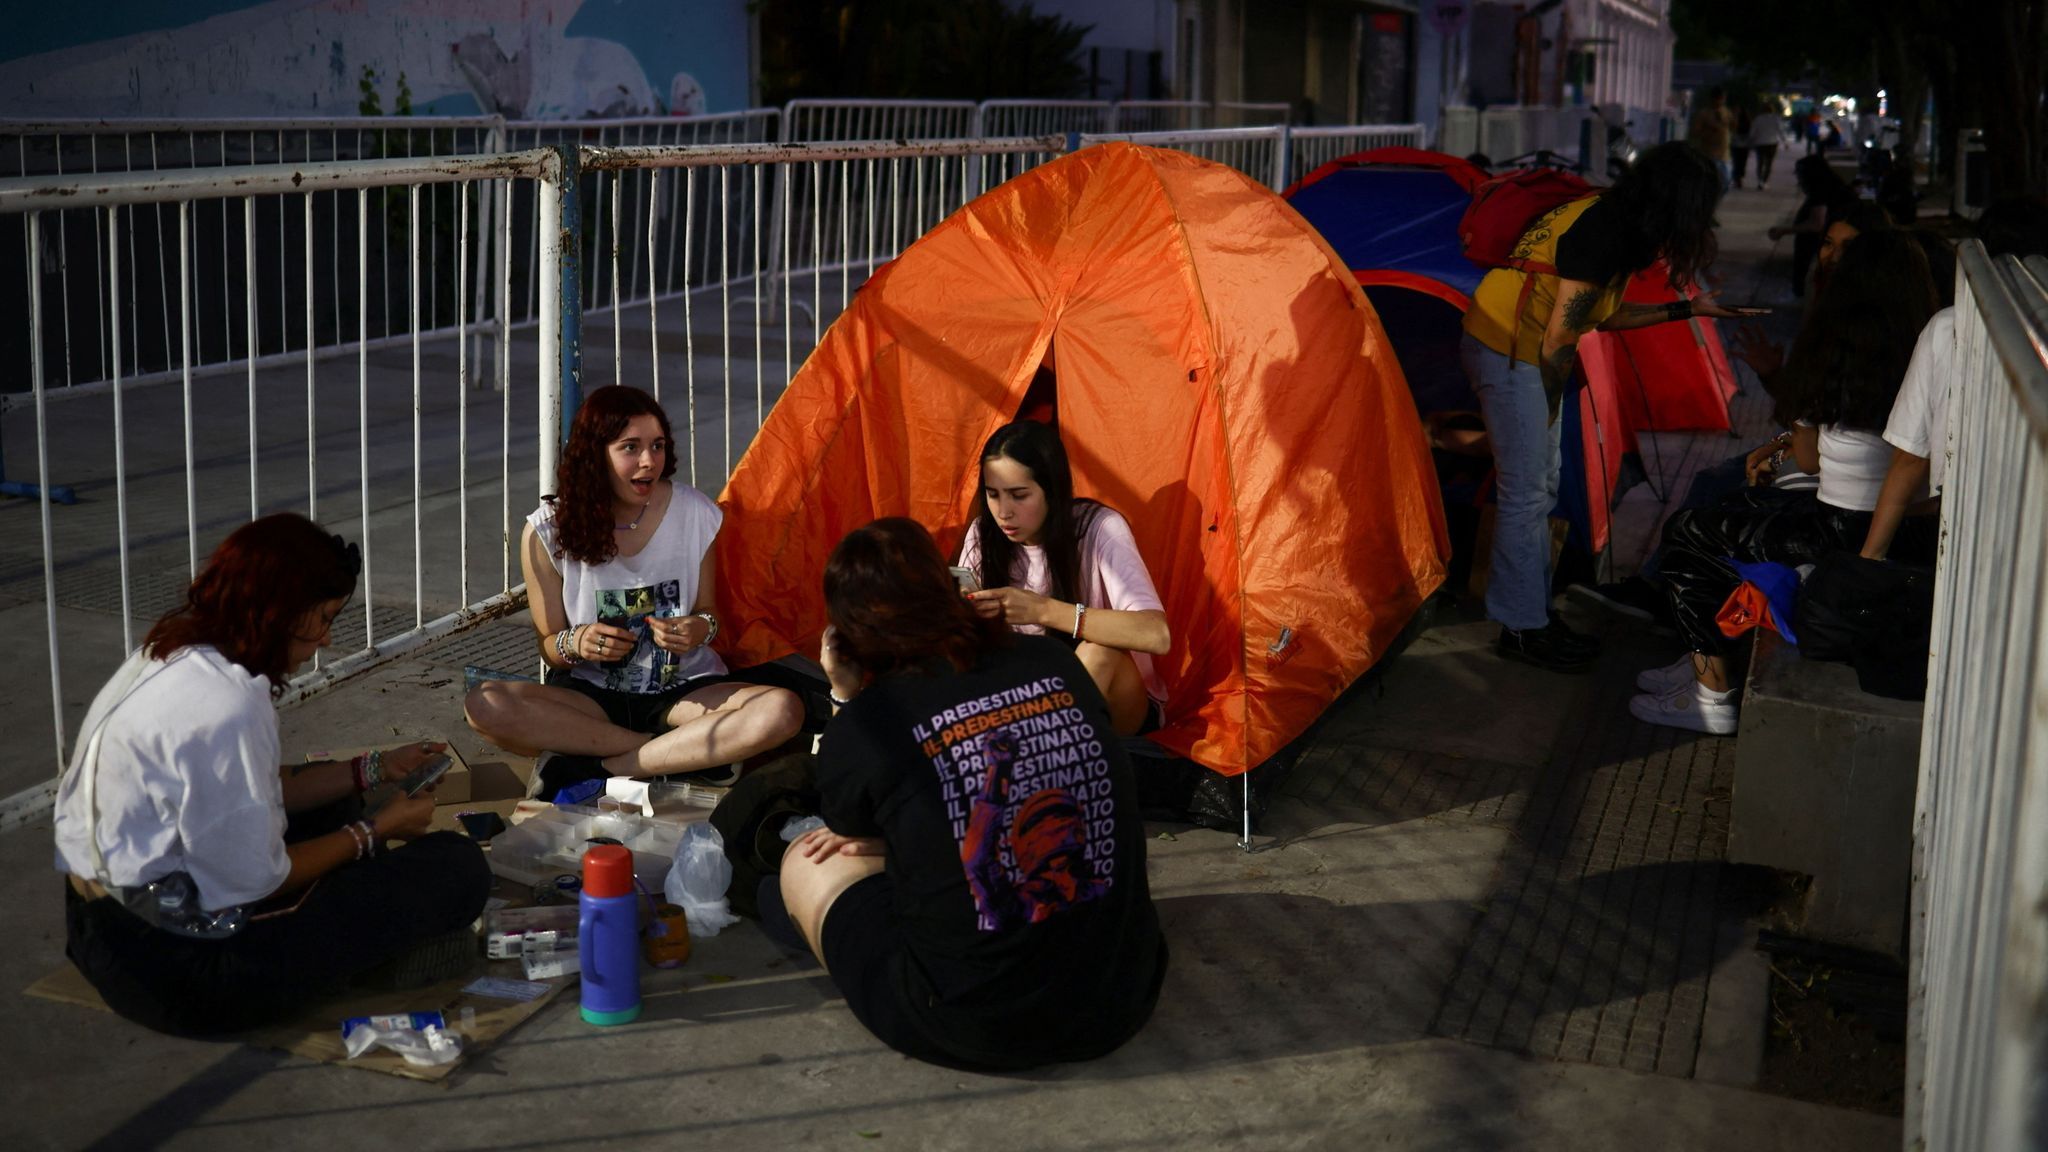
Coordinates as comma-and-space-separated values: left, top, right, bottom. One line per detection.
1457, 167, 1596, 273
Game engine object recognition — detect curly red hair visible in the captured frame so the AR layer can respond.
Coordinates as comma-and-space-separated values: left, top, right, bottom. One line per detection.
144, 514, 360, 697
552, 385, 678, 565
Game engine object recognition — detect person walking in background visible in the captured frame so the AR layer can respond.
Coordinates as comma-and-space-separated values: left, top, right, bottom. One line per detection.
1747, 104, 1786, 190
1731, 104, 1754, 189
1805, 108, 1825, 156
1689, 87, 1735, 191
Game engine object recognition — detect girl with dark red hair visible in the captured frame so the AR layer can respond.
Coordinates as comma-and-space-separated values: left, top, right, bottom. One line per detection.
464, 385, 802, 797
772, 517, 1166, 1071
52, 514, 492, 1036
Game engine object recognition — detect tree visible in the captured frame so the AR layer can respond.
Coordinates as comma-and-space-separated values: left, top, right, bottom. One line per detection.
1673, 0, 2048, 197
755, 0, 1092, 105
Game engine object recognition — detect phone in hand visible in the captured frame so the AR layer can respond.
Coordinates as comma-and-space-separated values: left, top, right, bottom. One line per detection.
949, 565, 981, 594
397, 754, 453, 797
1730, 306, 1773, 317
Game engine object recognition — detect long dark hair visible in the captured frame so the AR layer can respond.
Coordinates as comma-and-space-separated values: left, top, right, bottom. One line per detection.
826, 518, 1008, 678
1775, 230, 1938, 432
552, 385, 677, 565
972, 420, 1101, 605
144, 514, 361, 697
1793, 153, 1852, 210
1602, 141, 1722, 290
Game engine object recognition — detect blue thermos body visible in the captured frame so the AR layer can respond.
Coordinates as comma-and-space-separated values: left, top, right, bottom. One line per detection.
578, 844, 642, 1026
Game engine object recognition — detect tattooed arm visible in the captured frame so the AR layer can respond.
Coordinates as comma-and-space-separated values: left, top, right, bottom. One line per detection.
1539, 278, 1602, 417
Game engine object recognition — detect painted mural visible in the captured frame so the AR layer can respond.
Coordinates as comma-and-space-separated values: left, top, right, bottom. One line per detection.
0, 0, 747, 119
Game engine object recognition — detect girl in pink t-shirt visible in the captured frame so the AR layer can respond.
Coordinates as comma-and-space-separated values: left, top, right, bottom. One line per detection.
959, 420, 1171, 736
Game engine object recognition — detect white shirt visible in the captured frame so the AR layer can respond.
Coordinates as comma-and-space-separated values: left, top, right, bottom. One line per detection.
1746, 114, 1786, 149
959, 507, 1168, 704
1883, 306, 1955, 494
1815, 423, 1898, 511
530, 481, 727, 694
52, 647, 289, 911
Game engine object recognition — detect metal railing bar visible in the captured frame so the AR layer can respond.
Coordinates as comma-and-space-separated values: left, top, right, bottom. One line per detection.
0, 150, 555, 213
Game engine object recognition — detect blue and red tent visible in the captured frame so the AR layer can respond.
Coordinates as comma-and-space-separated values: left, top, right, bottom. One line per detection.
1284, 147, 1741, 558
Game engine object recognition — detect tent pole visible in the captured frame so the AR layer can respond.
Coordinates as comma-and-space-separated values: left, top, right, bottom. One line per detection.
1238, 773, 1252, 851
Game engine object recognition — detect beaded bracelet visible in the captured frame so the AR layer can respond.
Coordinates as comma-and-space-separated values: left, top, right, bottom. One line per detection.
350, 749, 385, 793
1073, 602, 1088, 642
693, 610, 720, 645
354, 820, 378, 857
343, 822, 366, 860
552, 627, 582, 665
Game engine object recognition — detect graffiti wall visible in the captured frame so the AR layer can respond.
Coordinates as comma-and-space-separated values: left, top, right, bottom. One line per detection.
0, 0, 752, 119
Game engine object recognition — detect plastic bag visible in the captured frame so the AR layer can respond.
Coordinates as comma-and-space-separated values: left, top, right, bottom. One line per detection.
663, 822, 739, 938
778, 815, 827, 842
341, 1014, 463, 1067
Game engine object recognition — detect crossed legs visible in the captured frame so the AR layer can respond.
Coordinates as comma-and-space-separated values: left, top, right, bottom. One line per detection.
464, 679, 803, 777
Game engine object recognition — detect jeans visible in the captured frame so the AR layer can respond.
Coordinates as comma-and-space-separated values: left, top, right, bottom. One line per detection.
1462, 334, 1563, 631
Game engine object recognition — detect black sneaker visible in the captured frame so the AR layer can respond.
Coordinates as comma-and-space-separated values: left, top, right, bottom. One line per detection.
1497, 621, 1597, 673
1547, 612, 1604, 656
1567, 577, 1670, 624
529, 751, 609, 800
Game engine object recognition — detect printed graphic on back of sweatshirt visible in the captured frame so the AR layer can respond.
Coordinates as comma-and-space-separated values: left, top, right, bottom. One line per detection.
915, 675, 1115, 931
590, 578, 683, 694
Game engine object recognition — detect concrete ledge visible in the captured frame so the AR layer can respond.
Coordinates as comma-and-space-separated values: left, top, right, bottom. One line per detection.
1730, 631, 1923, 957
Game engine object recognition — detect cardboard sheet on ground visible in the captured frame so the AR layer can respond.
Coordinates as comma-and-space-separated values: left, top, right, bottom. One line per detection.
24, 960, 568, 1083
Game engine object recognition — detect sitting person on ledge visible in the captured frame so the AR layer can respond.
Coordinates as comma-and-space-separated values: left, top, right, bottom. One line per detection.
53, 514, 491, 1037
958, 419, 1170, 737
769, 517, 1167, 1071
464, 384, 802, 798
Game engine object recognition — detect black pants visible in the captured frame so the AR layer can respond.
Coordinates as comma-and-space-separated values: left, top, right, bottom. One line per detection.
65, 797, 493, 1037
1659, 489, 1937, 657
1753, 145, 1779, 185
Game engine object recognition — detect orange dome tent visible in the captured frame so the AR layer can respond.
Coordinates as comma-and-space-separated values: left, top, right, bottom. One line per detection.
715, 142, 1448, 776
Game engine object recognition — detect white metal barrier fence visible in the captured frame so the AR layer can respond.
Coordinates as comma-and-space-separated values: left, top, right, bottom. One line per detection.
0, 150, 563, 817
1078, 126, 1287, 191
1284, 124, 1429, 185
1908, 243, 2048, 1151
0, 120, 1434, 818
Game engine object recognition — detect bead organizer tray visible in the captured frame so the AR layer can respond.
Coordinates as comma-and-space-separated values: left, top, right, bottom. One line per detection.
486, 782, 716, 892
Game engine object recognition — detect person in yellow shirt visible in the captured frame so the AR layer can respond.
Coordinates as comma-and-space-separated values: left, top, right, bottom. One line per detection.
1461, 142, 1765, 672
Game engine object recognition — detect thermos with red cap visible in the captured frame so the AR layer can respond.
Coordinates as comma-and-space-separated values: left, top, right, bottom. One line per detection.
577, 843, 641, 1026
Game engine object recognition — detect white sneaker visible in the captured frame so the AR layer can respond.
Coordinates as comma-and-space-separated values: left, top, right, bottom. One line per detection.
1636, 655, 1696, 694
1629, 683, 1738, 735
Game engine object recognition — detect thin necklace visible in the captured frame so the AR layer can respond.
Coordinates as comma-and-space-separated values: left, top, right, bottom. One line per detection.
615, 500, 650, 531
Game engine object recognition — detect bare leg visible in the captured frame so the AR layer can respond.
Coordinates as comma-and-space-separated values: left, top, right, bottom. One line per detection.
464, 680, 651, 758
1075, 641, 1150, 737
600, 682, 804, 777
1693, 653, 1731, 693
778, 841, 887, 972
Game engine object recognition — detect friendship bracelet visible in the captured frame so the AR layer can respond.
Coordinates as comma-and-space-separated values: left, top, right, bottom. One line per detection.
352, 749, 384, 792
354, 820, 378, 857
829, 690, 855, 708
693, 610, 720, 645
1073, 602, 1088, 642
553, 627, 582, 665
343, 822, 366, 860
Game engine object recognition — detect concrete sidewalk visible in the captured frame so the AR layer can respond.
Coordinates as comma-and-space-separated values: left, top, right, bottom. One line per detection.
0, 175, 1902, 1151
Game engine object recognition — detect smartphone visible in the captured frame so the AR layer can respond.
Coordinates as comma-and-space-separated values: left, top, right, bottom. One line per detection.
397, 754, 453, 797
1731, 306, 1773, 317
949, 565, 981, 594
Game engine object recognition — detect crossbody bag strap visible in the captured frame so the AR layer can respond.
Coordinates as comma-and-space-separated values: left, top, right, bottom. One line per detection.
71, 653, 173, 888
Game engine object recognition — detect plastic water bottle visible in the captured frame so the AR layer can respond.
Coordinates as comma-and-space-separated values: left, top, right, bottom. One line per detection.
577, 843, 641, 1026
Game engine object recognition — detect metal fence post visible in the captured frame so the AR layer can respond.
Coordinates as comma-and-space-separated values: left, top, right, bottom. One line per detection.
538, 144, 583, 497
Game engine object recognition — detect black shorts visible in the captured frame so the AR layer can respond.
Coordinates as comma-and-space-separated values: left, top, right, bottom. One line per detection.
816, 873, 974, 1069
544, 669, 730, 735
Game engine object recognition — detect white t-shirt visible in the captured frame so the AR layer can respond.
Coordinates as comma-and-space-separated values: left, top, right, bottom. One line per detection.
51, 647, 289, 911
1814, 422, 1899, 511
959, 506, 1167, 704
1883, 306, 1955, 495
1746, 114, 1786, 149
530, 481, 727, 694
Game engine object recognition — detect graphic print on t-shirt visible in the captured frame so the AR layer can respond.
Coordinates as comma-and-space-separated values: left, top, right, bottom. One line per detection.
916, 674, 1115, 931
591, 579, 684, 693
